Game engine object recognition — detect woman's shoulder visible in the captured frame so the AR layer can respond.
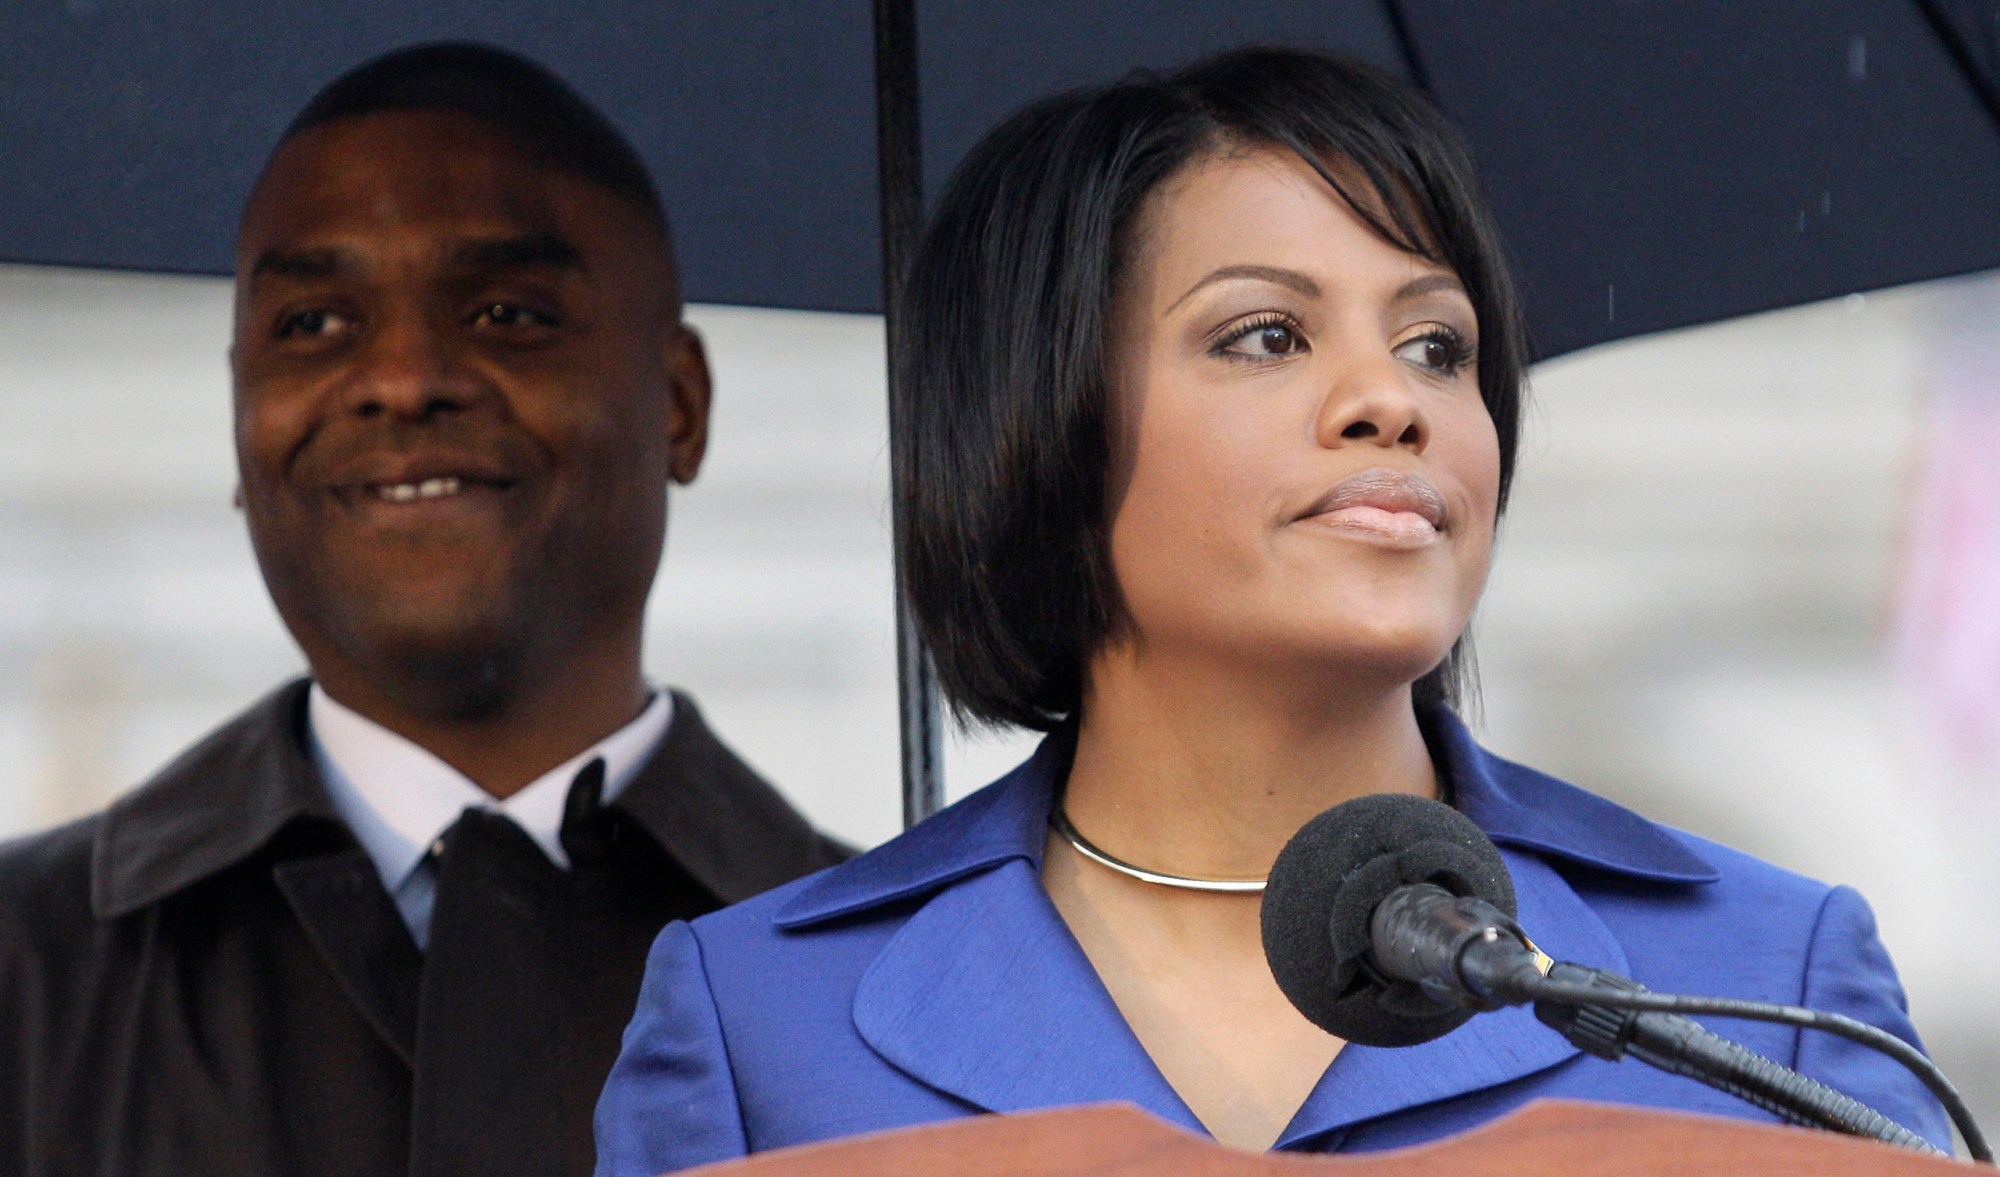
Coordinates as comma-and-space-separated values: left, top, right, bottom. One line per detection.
1457, 732, 1890, 1000
685, 740, 1063, 959
1433, 711, 1841, 907
1490, 744, 1849, 912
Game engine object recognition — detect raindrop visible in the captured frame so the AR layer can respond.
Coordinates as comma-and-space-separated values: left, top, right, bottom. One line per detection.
1846, 292, 1868, 313
1848, 35, 1867, 81
1606, 283, 1617, 322
1798, 210, 1808, 233
1822, 190, 1832, 216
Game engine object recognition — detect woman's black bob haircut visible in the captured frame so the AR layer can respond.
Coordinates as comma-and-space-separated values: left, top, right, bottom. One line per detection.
895, 45, 1528, 732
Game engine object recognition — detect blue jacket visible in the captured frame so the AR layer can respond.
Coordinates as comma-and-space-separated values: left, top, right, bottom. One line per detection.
595, 713, 1950, 1175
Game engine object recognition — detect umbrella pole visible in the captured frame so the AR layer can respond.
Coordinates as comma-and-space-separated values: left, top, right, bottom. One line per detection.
875, 0, 946, 828
1379, 0, 1432, 93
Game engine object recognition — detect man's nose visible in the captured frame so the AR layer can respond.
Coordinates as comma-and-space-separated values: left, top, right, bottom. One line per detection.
343, 317, 485, 421
1312, 353, 1429, 453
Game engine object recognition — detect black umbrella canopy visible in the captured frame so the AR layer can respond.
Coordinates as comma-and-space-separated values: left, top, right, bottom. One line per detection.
918, 0, 2000, 358
7, 1, 1998, 356
916, 2, 1410, 176
0, 0, 883, 310
1396, 0, 2000, 358
0, 2, 1409, 311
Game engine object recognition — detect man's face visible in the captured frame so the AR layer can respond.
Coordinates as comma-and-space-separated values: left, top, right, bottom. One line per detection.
231, 110, 709, 714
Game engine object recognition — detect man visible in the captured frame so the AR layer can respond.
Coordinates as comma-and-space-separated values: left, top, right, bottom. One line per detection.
0, 43, 846, 1177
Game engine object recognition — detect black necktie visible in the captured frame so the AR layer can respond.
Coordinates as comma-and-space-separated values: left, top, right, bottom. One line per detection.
559, 756, 610, 867
407, 757, 626, 1177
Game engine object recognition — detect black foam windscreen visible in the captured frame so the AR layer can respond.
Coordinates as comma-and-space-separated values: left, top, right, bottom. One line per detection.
1261, 793, 1516, 1047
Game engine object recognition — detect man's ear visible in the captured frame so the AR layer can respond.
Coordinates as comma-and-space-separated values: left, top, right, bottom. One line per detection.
665, 324, 713, 485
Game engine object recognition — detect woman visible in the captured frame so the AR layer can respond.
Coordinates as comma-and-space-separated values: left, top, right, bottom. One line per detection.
594, 47, 1948, 1172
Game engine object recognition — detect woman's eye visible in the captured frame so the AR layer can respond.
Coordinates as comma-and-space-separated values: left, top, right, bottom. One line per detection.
1217, 316, 1308, 359
1393, 329, 1474, 376
275, 308, 350, 339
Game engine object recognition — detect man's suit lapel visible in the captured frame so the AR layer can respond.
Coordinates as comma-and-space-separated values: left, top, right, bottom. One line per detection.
272, 847, 423, 1064
93, 679, 427, 1064
1273, 848, 1625, 1149
611, 691, 846, 905
852, 856, 1208, 1134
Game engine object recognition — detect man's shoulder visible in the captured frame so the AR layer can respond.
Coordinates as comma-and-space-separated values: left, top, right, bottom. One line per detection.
0, 814, 103, 956
17, 682, 327, 925
0, 813, 98, 892
616, 690, 851, 904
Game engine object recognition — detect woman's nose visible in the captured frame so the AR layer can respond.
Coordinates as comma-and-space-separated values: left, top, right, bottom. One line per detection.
343, 317, 485, 421
1312, 355, 1429, 453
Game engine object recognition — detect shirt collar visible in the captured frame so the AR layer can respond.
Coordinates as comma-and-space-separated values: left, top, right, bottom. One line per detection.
307, 683, 674, 886
93, 679, 830, 921
776, 708, 1716, 930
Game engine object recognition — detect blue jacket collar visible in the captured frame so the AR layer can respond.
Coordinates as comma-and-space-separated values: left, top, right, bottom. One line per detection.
838, 841, 1645, 1143
776, 708, 1714, 930
774, 710, 1717, 1143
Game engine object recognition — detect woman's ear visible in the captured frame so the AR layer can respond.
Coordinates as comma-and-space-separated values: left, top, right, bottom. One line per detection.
664, 324, 713, 485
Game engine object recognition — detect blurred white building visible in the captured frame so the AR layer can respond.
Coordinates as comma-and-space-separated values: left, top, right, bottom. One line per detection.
2, 261, 1996, 1137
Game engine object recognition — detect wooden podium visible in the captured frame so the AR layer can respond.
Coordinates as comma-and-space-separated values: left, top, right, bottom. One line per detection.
678, 1100, 1969, 1176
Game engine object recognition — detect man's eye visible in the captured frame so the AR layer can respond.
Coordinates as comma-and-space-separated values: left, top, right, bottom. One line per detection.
276, 308, 350, 339
473, 303, 560, 330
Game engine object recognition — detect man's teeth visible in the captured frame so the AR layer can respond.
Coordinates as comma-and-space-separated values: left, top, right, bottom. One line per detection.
374, 477, 463, 503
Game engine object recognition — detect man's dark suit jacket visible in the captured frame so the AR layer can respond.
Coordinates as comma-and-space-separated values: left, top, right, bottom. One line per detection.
0, 679, 848, 1177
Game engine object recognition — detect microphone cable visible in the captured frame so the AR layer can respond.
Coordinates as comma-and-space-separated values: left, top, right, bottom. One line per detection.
1519, 968, 1991, 1163
1372, 882, 1981, 1157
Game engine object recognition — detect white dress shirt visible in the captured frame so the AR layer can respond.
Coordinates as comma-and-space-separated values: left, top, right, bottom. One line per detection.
307, 683, 675, 948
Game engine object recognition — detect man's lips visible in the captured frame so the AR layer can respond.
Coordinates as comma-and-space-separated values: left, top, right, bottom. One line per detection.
1297, 468, 1449, 548
368, 475, 473, 504
322, 453, 520, 509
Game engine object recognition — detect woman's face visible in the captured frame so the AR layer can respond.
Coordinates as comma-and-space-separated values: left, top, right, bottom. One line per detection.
1100, 145, 1501, 689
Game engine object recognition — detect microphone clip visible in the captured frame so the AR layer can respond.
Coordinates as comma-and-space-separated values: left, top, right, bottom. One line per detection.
1368, 882, 1544, 1012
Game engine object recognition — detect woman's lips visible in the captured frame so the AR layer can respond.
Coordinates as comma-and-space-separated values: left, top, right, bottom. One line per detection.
1298, 468, 1448, 549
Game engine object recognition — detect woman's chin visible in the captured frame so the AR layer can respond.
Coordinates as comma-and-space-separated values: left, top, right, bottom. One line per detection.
1204, 623, 1459, 694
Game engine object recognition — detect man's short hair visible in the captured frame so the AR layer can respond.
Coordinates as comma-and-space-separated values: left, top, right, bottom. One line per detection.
283, 41, 668, 236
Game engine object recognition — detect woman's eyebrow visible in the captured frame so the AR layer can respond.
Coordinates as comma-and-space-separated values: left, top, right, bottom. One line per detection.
1166, 264, 1322, 313
1394, 273, 1467, 303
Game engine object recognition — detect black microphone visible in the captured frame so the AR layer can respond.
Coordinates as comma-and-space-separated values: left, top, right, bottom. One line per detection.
1259, 792, 1520, 1047
1259, 793, 1977, 1159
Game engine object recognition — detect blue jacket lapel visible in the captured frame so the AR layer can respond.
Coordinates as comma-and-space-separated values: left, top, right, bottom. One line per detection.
852, 856, 1205, 1132
784, 730, 1204, 1128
